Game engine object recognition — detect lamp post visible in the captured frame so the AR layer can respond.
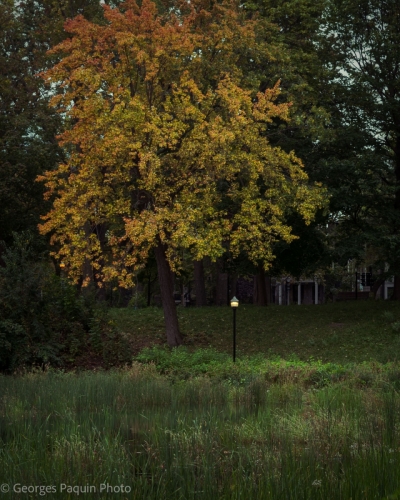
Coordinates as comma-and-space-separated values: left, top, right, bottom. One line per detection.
230, 296, 239, 362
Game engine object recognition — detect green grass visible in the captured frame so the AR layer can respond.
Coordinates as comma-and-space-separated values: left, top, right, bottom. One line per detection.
110, 301, 400, 364
2, 302, 400, 498
1, 364, 400, 499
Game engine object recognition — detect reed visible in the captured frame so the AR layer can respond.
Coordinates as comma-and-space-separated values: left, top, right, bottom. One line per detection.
1, 360, 399, 499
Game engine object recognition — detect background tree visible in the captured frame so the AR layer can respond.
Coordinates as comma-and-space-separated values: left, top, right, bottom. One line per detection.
245, 0, 400, 296
240, 0, 333, 281
0, 0, 107, 248
0, 0, 60, 245
319, 0, 400, 297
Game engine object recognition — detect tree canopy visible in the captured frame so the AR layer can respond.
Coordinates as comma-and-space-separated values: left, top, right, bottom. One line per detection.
319, 0, 400, 295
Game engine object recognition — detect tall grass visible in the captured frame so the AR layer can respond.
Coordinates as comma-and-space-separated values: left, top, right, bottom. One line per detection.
1, 358, 400, 499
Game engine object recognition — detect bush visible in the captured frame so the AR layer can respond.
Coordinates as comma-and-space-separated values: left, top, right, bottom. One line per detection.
0, 233, 89, 370
0, 233, 130, 371
135, 345, 230, 377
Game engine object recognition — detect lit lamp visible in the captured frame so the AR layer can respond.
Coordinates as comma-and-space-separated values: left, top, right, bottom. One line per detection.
60, 262, 66, 270
230, 296, 239, 362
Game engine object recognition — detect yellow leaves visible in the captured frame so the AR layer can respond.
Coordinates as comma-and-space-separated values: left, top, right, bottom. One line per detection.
38, 0, 327, 287
253, 82, 291, 123
137, 151, 161, 191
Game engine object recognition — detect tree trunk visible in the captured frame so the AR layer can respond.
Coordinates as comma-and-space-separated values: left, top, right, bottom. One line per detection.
255, 265, 268, 306
393, 135, 400, 300
154, 240, 183, 346
82, 222, 93, 283
80, 221, 106, 300
216, 259, 228, 306
230, 273, 238, 301
94, 222, 107, 301
392, 275, 400, 301
194, 259, 207, 306
79, 221, 94, 294
216, 272, 228, 305
281, 280, 287, 305
320, 285, 325, 304
147, 274, 152, 306
265, 275, 271, 304
372, 277, 385, 299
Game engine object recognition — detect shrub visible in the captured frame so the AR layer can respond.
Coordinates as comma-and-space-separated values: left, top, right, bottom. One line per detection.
0, 233, 82, 370
0, 233, 131, 371
135, 345, 230, 377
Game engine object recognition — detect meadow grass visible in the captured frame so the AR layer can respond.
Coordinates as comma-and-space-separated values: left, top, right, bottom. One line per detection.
110, 300, 400, 364
1, 356, 400, 499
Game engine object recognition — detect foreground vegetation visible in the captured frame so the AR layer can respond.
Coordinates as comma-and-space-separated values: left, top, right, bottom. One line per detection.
2, 301, 400, 498
1, 355, 400, 499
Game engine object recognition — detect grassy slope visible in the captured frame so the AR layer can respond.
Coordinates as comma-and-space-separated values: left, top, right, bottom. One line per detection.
110, 301, 400, 364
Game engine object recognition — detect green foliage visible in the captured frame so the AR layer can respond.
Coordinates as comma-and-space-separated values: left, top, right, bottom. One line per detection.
135, 346, 231, 378
0, 0, 115, 246
38, 0, 325, 291
0, 0, 62, 244
0, 233, 131, 371
319, 0, 400, 276
128, 290, 148, 309
383, 311, 396, 323
134, 345, 354, 387
382, 311, 400, 334
0, 233, 83, 370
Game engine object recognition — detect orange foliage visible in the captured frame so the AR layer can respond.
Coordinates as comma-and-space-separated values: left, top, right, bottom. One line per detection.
38, 0, 325, 287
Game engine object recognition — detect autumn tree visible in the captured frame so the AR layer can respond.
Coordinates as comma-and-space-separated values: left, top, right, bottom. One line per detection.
39, 0, 325, 345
